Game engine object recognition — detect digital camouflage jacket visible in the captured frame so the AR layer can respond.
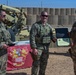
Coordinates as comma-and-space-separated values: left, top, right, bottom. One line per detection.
30, 20, 55, 50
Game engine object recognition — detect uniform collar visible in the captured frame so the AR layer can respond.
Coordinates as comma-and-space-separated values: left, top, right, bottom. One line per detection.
39, 20, 48, 25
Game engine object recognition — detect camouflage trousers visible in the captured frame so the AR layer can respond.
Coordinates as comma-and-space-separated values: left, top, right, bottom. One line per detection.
31, 46, 49, 75
0, 54, 7, 75
69, 46, 76, 75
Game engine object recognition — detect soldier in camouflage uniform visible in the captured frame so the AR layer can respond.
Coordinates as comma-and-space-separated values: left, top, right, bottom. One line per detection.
30, 11, 56, 75
0, 10, 14, 75
69, 22, 76, 75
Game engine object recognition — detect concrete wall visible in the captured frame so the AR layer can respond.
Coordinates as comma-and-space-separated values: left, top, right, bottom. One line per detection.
21, 7, 76, 28
21, 7, 75, 47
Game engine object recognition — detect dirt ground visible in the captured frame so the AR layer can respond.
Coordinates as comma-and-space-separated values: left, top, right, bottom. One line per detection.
7, 47, 74, 75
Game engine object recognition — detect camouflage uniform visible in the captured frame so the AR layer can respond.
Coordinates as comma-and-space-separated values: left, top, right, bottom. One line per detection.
0, 22, 13, 75
69, 22, 76, 75
30, 21, 55, 75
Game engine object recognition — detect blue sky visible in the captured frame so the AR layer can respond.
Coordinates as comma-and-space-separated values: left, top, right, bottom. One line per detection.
0, 0, 76, 8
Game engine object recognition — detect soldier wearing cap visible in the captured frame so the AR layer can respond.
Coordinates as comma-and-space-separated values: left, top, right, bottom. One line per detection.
30, 11, 56, 75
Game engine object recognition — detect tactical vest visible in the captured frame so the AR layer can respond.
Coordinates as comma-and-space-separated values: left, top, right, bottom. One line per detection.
0, 22, 11, 56
35, 23, 52, 44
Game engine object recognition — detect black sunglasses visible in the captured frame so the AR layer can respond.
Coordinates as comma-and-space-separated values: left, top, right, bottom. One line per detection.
41, 15, 48, 17
2, 15, 6, 17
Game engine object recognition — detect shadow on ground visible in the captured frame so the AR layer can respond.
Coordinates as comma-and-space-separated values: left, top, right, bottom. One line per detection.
49, 51, 70, 57
6, 73, 28, 75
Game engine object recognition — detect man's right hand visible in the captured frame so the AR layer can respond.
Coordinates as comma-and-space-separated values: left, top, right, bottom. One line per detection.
2, 44, 9, 49
52, 38, 57, 43
32, 49, 38, 55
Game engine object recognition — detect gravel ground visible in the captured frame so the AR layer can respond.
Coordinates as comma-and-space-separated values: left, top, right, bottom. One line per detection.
7, 47, 74, 75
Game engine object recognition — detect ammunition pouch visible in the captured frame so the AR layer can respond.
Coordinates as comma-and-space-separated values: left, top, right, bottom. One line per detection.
35, 35, 50, 44
41, 35, 50, 44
